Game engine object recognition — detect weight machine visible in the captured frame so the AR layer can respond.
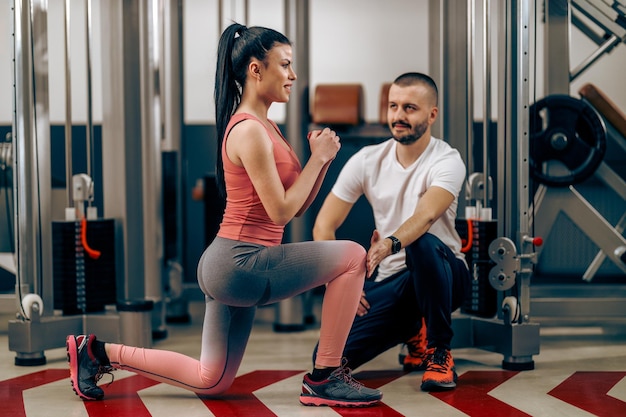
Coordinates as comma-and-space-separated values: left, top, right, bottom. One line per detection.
435, 0, 626, 370
7, 0, 183, 365
530, 88, 626, 276
528, 0, 626, 324
425, 0, 542, 370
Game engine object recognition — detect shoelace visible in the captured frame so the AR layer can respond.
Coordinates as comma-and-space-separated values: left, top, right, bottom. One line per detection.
94, 365, 115, 387
426, 349, 451, 374
329, 360, 365, 391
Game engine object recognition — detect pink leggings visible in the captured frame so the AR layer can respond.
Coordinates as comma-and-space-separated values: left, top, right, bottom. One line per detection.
107, 237, 365, 395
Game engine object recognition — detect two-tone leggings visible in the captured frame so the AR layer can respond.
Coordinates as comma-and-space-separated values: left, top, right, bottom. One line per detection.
106, 236, 366, 395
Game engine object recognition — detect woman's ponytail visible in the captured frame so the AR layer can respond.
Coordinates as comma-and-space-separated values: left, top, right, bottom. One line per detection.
214, 23, 245, 199
213, 23, 291, 199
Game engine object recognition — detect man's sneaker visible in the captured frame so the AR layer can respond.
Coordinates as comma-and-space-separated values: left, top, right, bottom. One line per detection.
66, 334, 112, 400
420, 347, 458, 391
300, 361, 383, 407
398, 317, 428, 372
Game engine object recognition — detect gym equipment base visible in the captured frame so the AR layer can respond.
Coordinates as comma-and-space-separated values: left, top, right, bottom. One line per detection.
451, 313, 540, 371
8, 312, 123, 366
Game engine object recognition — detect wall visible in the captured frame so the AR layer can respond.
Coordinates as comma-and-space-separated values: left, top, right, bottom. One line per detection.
182, 0, 431, 124
0, 0, 429, 125
2, 1, 626, 124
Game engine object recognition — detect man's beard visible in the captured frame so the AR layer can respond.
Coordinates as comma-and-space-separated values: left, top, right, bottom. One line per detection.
392, 119, 428, 145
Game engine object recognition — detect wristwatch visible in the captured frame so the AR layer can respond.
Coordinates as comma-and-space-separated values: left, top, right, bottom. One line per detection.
386, 235, 401, 254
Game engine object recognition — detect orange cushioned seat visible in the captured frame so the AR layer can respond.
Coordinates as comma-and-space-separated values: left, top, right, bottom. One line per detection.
379, 82, 392, 126
579, 83, 626, 139
312, 84, 363, 126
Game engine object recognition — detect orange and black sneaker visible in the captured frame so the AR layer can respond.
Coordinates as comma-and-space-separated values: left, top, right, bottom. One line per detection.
420, 347, 458, 391
398, 317, 428, 372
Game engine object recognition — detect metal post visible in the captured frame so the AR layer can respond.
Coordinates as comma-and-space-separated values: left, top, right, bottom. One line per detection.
496, 0, 540, 370
160, 0, 187, 322
430, 0, 470, 211
428, 0, 443, 138
482, 0, 491, 211
10, 0, 54, 364
85, 0, 95, 181
467, 0, 475, 175
13, 0, 52, 308
139, 0, 165, 337
544, 0, 570, 95
100, 0, 165, 339
63, 0, 73, 206
284, 0, 309, 243
273, 0, 309, 332
100, 0, 147, 301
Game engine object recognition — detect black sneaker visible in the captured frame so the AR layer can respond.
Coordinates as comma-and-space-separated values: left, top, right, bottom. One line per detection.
300, 361, 383, 407
66, 334, 112, 400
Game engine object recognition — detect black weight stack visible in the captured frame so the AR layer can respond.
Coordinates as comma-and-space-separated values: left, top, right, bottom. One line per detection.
52, 219, 116, 315
456, 219, 498, 318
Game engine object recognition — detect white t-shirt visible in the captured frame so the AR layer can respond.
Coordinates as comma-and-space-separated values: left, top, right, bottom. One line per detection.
332, 137, 467, 281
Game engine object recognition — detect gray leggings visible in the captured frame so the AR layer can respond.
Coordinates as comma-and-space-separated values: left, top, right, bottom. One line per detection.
192, 236, 366, 393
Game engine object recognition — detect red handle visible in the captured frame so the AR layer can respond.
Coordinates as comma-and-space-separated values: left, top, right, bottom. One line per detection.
460, 219, 473, 253
81, 218, 101, 259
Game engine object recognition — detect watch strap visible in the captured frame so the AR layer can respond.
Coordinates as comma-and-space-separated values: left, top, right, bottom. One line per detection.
386, 235, 401, 254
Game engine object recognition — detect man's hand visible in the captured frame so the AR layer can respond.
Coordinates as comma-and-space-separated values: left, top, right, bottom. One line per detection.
366, 230, 391, 278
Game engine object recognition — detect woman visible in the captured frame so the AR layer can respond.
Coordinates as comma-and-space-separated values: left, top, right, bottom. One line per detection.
66, 23, 382, 408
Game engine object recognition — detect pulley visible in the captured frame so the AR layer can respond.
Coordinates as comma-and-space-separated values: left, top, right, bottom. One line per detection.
529, 95, 607, 186
488, 237, 518, 291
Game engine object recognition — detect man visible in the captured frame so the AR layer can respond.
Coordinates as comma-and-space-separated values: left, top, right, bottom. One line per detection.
312, 72, 470, 391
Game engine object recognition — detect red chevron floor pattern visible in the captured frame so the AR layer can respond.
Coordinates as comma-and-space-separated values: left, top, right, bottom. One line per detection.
1, 303, 625, 417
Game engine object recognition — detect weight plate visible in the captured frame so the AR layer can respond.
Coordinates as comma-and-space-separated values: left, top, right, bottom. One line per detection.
529, 95, 607, 186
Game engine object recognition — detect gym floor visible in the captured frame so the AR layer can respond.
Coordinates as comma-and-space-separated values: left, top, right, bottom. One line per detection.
1, 299, 625, 417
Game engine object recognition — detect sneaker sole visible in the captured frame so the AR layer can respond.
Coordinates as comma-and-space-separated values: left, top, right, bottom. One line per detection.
66, 336, 102, 401
420, 372, 458, 392
299, 394, 381, 407
420, 380, 457, 391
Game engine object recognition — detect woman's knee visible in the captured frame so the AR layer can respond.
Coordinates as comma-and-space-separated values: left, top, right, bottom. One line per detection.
346, 239, 366, 258
197, 367, 236, 395
342, 240, 367, 272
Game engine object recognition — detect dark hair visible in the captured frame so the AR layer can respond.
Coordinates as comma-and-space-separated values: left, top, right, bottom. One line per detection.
393, 72, 438, 106
214, 23, 291, 198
